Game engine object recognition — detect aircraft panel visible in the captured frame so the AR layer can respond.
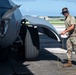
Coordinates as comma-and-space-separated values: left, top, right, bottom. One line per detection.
24, 16, 61, 42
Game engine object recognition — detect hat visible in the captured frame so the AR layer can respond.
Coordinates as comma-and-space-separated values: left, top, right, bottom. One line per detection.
61, 7, 69, 15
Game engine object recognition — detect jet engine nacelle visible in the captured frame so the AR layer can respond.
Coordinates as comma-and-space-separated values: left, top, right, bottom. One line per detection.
0, 0, 22, 48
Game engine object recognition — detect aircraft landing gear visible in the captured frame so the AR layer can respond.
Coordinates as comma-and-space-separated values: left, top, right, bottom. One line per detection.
19, 25, 40, 60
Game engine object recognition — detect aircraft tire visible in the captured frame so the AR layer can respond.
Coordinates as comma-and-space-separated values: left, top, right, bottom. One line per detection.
24, 27, 40, 60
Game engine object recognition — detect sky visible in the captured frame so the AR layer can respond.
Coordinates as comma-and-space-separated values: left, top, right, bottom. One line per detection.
12, 0, 76, 16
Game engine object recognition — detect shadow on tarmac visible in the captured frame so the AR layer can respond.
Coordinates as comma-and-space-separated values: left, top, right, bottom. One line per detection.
36, 49, 61, 62
0, 50, 34, 75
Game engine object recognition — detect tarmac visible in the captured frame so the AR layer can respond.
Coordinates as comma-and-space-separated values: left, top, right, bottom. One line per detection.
0, 26, 76, 75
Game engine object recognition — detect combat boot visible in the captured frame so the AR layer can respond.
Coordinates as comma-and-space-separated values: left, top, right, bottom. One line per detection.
63, 60, 72, 67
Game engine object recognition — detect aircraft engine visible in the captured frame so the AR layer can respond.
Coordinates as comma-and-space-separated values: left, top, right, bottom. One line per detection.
0, 0, 22, 48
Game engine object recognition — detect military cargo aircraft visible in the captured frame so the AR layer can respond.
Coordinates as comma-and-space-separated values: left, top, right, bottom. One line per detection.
0, 0, 61, 61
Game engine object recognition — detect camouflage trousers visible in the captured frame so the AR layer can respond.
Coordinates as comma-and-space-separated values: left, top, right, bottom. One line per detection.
67, 36, 76, 61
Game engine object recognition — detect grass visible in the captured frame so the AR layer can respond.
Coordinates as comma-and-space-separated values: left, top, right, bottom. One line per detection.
47, 20, 65, 26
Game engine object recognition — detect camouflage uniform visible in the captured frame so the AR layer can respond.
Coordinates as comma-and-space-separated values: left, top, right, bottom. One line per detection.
65, 15, 76, 61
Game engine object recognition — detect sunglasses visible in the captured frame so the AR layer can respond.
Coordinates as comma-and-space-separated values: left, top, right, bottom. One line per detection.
61, 11, 68, 15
